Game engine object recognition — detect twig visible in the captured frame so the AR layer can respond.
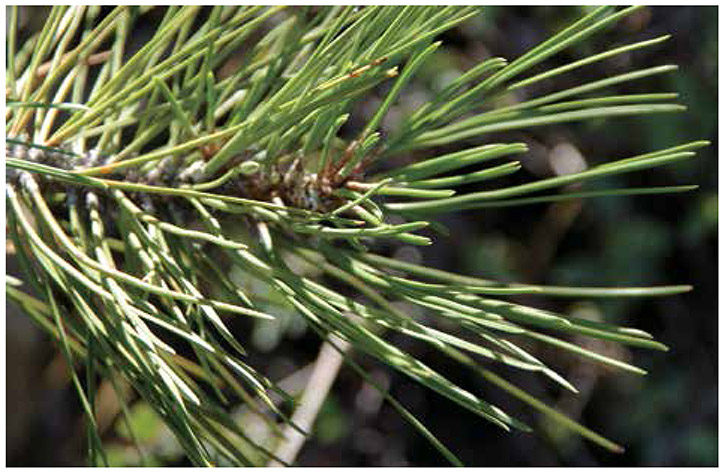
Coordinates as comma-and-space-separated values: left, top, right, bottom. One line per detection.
36, 50, 112, 78
267, 335, 351, 467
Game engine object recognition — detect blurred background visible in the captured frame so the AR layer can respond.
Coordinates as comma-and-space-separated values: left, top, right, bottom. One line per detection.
7, 6, 718, 467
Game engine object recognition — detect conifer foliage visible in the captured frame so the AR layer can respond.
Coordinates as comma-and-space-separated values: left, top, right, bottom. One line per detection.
6, 6, 707, 466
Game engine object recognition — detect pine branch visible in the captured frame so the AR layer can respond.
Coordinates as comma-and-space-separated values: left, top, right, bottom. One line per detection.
5, 6, 708, 467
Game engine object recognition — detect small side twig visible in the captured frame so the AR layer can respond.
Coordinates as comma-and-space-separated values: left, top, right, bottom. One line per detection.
267, 335, 351, 467
36, 50, 112, 79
